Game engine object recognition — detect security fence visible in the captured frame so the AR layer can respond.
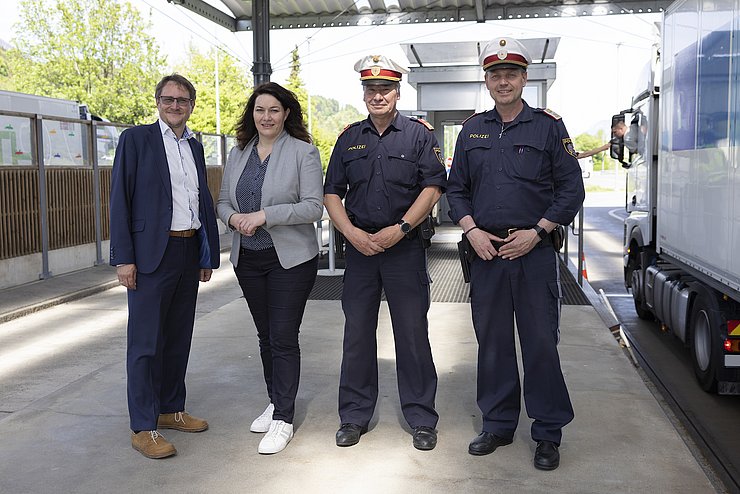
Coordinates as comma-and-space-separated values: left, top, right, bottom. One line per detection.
0, 108, 231, 285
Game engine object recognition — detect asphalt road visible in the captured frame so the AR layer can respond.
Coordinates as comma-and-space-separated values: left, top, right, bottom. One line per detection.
577, 196, 740, 493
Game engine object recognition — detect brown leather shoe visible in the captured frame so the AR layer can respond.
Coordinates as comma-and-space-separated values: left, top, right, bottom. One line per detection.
157, 411, 209, 432
131, 431, 176, 459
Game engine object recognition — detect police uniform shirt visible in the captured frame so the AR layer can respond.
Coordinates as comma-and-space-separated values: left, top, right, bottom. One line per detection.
446, 101, 584, 230
324, 113, 447, 230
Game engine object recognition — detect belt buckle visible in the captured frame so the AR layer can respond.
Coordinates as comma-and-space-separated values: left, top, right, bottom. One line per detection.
507, 228, 518, 237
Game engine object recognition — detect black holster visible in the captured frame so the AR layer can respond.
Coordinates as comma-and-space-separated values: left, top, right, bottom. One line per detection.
417, 215, 435, 249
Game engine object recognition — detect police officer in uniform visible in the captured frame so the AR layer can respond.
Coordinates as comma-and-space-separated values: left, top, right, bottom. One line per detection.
324, 55, 447, 451
446, 37, 585, 470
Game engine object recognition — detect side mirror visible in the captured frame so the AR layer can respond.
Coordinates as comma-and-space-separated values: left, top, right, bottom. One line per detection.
610, 112, 631, 168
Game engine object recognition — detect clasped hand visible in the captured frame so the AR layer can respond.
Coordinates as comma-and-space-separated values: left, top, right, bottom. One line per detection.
231, 211, 266, 236
348, 224, 405, 256
467, 228, 539, 261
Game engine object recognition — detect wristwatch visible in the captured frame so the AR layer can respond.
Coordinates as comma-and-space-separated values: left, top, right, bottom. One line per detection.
533, 225, 548, 241
398, 219, 412, 234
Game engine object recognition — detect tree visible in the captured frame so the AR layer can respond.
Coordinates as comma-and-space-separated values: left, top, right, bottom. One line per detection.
176, 45, 253, 135
283, 46, 308, 120
4, 0, 165, 124
575, 131, 611, 171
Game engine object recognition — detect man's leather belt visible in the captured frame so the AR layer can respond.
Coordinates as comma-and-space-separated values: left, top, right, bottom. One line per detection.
169, 229, 196, 238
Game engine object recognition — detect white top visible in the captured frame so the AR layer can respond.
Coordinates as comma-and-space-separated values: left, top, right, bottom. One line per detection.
158, 119, 201, 231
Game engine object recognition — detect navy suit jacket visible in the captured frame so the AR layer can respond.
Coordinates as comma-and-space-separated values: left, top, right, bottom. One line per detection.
109, 122, 220, 274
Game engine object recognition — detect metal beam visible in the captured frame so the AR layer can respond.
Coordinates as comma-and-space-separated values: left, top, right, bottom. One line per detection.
166, 0, 237, 31
474, 0, 485, 22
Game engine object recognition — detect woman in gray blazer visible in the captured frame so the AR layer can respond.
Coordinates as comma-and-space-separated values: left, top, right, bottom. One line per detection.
216, 82, 324, 455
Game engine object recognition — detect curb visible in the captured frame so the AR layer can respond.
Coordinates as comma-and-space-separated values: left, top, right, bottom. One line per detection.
0, 280, 120, 325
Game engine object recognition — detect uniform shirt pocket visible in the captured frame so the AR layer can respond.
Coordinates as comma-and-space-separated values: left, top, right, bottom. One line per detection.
465, 138, 492, 179
386, 149, 417, 187
343, 148, 370, 186
511, 140, 546, 181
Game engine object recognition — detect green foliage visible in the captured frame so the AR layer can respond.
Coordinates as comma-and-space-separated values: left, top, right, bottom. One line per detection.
575, 130, 616, 171
5, 0, 166, 124
176, 45, 252, 135
309, 96, 363, 171
281, 47, 363, 171
284, 46, 308, 118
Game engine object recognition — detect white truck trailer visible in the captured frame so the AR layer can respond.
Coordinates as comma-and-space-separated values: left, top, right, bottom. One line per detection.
620, 0, 740, 394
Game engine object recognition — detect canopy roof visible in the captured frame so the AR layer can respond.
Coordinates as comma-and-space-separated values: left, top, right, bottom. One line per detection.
174, 0, 670, 31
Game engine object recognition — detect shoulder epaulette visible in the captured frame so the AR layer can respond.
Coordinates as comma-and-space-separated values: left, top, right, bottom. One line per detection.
462, 111, 483, 125
337, 120, 362, 139
409, 115, 434, 131
537, 108, 562, 120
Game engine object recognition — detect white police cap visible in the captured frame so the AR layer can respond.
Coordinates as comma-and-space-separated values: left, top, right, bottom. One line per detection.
354, 55, 409, 85
479, 37, 532, 71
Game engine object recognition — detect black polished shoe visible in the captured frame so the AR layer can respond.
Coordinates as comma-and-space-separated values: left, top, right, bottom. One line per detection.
533, 440, 560, 470
335, 423, 366, 447
412, 426, 437, 451
468, 432, 513, 456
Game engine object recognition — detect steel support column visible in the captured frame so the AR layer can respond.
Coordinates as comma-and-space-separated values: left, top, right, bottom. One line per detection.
252, 0, 272, 85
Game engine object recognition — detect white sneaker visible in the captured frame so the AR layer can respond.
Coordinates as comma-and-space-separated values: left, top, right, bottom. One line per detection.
258, 420, 294, 454
250, 403, 274, 433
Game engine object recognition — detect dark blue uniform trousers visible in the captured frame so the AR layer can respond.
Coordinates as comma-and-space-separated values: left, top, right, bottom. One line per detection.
339, 237, 439, 429
234, 247, 318, 424
126, 236, 200, 432
470, 246, 574, 445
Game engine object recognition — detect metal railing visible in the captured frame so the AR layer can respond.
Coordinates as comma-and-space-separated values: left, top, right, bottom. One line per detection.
0, 109, 229, 282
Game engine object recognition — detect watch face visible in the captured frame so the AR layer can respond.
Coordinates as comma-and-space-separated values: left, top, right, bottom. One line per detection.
401, 222, 411, 233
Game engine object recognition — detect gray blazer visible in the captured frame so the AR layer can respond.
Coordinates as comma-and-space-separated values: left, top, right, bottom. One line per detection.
217, 131, 324, 269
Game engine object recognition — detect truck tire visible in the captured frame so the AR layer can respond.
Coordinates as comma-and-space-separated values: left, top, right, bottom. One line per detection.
629, 259, 653, 320
690, 291, 719, 393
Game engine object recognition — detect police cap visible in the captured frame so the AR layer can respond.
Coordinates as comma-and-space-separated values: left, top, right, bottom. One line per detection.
479, 37, 532, 72
354, 55, 409, 86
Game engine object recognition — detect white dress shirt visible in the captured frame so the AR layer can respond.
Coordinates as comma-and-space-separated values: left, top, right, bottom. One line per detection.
158, 119, 201, 231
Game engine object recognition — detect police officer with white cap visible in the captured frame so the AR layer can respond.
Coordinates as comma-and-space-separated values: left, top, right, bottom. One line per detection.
446, 37, 584, 470
324, 54, 447, 451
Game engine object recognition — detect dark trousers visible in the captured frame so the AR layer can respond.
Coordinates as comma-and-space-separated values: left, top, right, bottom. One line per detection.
339, 238, 439, 429
234, 247, 317, 423
127, 236, 200, 431
470, 246, 574, 445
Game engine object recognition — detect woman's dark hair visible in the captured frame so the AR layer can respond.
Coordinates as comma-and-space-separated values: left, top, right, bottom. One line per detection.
235, 82, 311, 148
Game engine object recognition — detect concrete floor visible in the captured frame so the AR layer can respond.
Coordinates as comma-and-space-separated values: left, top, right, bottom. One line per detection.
0, 259, 720, 493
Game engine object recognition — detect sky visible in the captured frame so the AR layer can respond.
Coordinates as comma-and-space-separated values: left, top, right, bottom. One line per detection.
0, 0, 662, 138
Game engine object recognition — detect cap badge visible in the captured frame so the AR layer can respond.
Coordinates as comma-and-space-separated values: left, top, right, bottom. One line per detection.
497, 50, 507, 60
372, 55, 381, 63
371, 66, 381, 76
499, 39, 507, 47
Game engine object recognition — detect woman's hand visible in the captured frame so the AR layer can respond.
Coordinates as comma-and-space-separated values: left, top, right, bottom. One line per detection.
231, 211, 267, 236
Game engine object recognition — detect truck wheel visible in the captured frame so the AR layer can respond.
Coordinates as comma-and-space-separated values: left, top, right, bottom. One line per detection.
690, 292, 719, 393
629, 261, 653, 320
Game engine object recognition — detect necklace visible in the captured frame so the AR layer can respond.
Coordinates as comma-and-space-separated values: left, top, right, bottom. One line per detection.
499, 122, 505, 139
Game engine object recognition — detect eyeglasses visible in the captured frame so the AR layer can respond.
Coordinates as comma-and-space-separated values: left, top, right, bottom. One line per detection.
158, 96, 192, 107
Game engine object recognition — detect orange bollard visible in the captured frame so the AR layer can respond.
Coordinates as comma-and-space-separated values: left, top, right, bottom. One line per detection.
581, 252, 588, 280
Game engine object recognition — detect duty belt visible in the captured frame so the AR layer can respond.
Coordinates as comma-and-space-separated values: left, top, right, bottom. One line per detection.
352, 222, 419, 239
486, 227, 552, 248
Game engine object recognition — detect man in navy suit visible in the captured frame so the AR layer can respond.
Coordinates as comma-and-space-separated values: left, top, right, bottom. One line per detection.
110, 74, 220, 459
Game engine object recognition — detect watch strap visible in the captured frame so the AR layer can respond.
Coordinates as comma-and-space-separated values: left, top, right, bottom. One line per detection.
533, 225, 548, 240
